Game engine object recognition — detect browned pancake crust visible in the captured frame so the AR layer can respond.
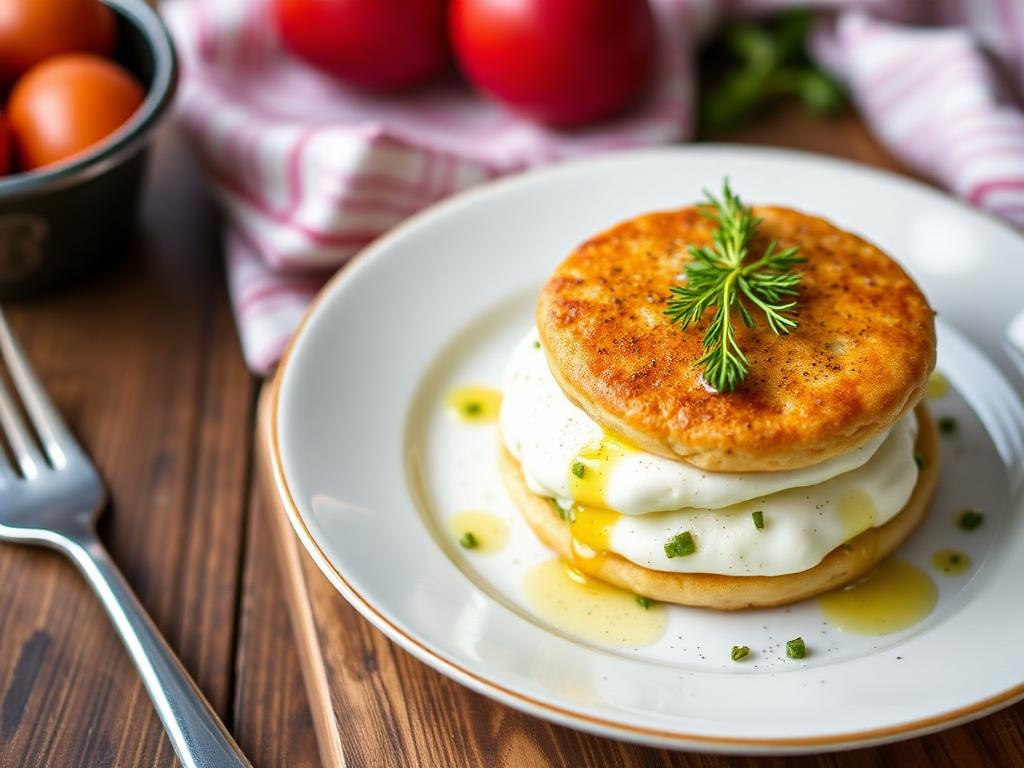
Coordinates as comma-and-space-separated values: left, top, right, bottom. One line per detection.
499, 404, 938, 611
537, 206, 936, 471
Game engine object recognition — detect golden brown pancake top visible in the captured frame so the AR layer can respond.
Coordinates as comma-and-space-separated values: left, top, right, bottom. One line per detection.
536, 206, 936, 471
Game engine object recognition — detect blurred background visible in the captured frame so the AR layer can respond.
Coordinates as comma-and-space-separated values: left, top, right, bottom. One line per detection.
2, 0, 1021, 375
0, 1, 1023, 765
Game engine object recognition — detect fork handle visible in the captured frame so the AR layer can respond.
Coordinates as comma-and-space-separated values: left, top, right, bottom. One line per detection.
61, 531, 252, 768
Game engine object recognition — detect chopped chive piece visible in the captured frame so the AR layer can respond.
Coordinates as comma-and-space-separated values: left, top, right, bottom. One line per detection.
752, 510, 764, 530
957, 508, 984, 531
548, 498, 575, 522
938, 416, 958, 435
463, 401, 482, 416
458, 531, 478, 549
786, 637, 806, 659
533, 340, 541, 349
731, 645, 751, 662
664, 531, 696, 558
571, 461, 586, 479
547, 498, 577, 523
914, 452, 925, 469
636, 596, 655, 610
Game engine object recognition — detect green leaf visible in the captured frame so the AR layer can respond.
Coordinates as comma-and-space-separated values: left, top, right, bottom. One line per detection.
698, 10, 846, 133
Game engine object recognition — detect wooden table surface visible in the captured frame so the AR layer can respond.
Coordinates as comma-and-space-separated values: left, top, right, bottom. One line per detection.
0, 106, 1022, 768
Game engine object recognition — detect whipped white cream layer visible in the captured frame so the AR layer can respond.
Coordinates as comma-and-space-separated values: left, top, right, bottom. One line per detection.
499, 328, 921, 576
501, 328, 897, 515
601, 415, 918, 575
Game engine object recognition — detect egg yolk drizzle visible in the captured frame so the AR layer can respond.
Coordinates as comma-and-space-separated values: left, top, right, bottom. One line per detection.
567, 431, 637, 508
562, 431, 638, 575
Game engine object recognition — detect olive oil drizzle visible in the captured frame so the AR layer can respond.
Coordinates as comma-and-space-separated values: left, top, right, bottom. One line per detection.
818, 559, 937, 635
449, 510, 509, 554
446, 385, 502, 423
931, 548, 971, 575
925, 371, 950, 400
523, 559, 667, 647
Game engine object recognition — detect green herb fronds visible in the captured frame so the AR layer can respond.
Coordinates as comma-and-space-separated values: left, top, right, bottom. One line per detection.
665, 180, 804, 393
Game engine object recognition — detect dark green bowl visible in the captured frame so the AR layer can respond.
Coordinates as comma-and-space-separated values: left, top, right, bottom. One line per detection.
0, 0, 177, 299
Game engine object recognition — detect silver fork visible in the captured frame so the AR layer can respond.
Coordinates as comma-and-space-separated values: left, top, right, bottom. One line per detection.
0, 310, 250, 768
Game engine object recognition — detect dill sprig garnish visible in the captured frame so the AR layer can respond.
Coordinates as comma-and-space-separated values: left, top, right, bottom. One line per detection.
665, 180, 804, 393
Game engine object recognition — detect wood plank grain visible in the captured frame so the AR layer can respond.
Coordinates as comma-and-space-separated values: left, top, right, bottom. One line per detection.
237, 104, 1024, 767
0, 131, 253, 768
232, 442, 326, 768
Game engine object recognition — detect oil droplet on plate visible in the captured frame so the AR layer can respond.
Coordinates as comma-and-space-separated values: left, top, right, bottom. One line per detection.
448, 510, 508, 554
818, 559, 937, 635
931, 548, 971, 575
446, 385, 501, 423
925, 371, 950, 400
568, 431, 636, 508
838, 490, 877, 541
523, 559, 667, 647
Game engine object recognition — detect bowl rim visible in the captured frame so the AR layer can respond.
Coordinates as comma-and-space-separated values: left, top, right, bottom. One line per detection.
0, 0, 178, 199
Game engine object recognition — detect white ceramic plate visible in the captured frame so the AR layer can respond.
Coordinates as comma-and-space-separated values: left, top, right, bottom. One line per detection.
269, 146, 1024, 754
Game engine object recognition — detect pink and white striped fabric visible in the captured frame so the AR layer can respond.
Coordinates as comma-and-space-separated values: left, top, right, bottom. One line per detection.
162, 0, 1024, 374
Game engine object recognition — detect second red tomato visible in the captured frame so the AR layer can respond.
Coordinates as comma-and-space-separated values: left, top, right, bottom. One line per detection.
274, 0, 449, 90
449, 0, 657, 127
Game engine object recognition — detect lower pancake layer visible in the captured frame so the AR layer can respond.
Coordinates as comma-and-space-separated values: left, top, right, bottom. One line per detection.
498, 404, 939, 610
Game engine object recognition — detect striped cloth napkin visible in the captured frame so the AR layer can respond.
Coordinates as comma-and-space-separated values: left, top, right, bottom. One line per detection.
163, 0, 1024, 374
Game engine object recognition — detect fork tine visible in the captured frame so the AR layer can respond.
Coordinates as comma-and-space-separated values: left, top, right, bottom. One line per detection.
0, 372, 43, 478
0, 376, 20, 483
0, 308, 74, 469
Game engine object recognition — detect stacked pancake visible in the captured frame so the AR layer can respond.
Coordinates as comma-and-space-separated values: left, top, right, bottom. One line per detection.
499, 204, 938, 610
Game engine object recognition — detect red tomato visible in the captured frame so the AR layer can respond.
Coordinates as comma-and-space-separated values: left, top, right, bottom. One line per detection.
449, 0, 656, 127
274, 0, 449, 90
8, 53, 145, 171
0, 0, 116, 84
